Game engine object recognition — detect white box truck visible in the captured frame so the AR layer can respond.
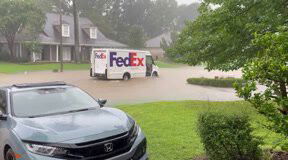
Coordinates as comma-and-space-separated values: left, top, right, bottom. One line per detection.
90, 48, 159, 80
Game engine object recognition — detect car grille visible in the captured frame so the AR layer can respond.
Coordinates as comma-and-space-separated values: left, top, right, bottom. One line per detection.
65, 132, 133, 160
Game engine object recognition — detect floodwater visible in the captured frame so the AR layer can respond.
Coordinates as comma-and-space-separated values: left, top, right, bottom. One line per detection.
0, 66, 243, 105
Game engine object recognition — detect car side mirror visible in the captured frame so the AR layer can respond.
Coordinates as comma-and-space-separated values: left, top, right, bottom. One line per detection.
0, 110, 7, 121
97, 99, 107, 108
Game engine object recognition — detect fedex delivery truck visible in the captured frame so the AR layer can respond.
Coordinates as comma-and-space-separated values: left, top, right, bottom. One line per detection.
90, 48, 159, 80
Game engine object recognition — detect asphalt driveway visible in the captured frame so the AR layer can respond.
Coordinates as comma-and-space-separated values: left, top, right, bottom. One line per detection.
0, 66, 242, 105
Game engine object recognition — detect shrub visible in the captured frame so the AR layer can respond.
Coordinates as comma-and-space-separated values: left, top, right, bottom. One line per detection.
0, 51, 12, 61
198, 112, 262, 160
187, 77, 243, 88
0, 51, 29, 63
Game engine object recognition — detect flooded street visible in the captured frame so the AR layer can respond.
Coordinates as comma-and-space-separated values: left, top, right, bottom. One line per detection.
0, 66, 243, 105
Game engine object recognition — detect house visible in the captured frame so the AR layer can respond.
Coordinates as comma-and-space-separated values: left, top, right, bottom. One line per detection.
0, 13, 127, 62
145, 32, 171, 60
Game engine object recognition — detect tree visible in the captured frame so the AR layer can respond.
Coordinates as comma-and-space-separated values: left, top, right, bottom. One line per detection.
77, 0, 180, 44
36, 0, 70, 13
168, 0, 287, 71
161, 31, 179, 59
0, 0, 45, 58
23, 41, 43, 62
235, 27, 288, 150
72, 0, 81, 63
77, 0, 115, 39
175, 3, 200, 30
144, 0, 178, 37
122, 0, 153, 27
127, 25, 146, 49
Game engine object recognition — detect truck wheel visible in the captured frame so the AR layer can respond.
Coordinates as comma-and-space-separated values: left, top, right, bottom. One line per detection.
90, 69, 93, 77
5, 148, 16, 160
152, 72, 158, 77
123, 73, 130, 81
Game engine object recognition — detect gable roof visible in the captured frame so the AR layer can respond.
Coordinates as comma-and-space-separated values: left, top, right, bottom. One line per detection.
146, 32, 172, 48
0, 13, 127, 48
39, 13, 127, 47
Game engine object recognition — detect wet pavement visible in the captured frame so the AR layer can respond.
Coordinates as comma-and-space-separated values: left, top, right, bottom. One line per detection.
0, 66, 243, 105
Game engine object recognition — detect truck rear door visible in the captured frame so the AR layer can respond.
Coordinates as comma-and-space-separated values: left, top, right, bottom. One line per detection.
93, 50, 107, 75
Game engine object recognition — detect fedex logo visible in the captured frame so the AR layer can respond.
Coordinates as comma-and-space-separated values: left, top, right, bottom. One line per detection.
110, 52, 144, 67
95, 53, 106, 59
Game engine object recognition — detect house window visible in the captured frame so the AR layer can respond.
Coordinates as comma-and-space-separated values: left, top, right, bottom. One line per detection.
90, 27, 97, 39
62, 24, 70, 37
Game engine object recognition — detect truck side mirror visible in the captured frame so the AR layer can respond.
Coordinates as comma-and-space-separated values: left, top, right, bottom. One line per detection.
97, 99, 107, 108
0, 110, 7, 121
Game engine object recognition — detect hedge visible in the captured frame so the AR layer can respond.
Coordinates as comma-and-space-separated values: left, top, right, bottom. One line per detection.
187, 77, 243, 88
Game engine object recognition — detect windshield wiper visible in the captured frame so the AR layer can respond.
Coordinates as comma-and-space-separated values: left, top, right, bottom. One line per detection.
66, 108, 94, 113
27, 107, 96, 118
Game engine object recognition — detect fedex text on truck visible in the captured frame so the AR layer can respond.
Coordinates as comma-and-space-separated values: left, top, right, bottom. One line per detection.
110, 52, 144, 67
95, 52, 107, 59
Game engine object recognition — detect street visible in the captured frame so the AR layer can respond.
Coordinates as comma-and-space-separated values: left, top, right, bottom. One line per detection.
0, 66, 242, 105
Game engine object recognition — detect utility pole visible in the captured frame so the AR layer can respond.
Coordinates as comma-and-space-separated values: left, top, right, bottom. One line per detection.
73, 0, 81, 63
59, 0, 63, 72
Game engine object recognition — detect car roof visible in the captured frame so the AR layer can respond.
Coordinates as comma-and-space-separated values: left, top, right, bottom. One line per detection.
2, 82, 72, 92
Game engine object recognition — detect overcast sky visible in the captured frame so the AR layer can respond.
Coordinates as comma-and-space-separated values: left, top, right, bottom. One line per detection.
177, 0, 201, 5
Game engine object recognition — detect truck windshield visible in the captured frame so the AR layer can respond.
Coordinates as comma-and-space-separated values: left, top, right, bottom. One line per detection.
11, 87, 100, 118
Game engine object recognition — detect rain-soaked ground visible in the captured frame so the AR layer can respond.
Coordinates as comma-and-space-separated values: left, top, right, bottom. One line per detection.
0, 66, 243, 105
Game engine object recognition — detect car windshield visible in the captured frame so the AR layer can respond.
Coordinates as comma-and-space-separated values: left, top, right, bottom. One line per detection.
12, 87, 99, 118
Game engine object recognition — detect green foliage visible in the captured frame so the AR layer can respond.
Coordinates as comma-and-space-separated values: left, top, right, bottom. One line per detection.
127, 26, 146, 49
0, 0, 45, 57
0, 52, 12, 62
23, 41, 42, 54
143, 0, 178, 37
198, 112, 263, 160
74, 0, 199, 45
187, 77, 243, 88
161, 31, 180, 59
175, 3, 200, 30
235, 27, 288, 150
154, 60, 184, 68
167, 0, 288, 71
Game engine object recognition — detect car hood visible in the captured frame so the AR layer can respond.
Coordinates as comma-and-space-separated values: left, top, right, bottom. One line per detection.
12, 108, 133, 144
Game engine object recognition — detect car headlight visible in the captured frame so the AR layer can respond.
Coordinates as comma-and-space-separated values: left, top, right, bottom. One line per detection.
129, 122, 139, 143
25, 143, 68, 157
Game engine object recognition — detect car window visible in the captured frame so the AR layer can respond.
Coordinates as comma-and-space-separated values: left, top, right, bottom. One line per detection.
12, 87, 100, 117
0, 90, 7, 114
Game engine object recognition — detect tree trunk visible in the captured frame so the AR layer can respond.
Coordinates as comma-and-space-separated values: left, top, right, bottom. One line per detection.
280, 81, 288, 114
73, 0, 81, 63
6, 36, 16, 59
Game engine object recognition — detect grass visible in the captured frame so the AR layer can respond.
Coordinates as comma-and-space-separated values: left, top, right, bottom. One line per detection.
155, 61, 185, 68
187, 77, 244, 88
0, 62, 90, 74
118, 101, 283, 160
0, 61, 183, 73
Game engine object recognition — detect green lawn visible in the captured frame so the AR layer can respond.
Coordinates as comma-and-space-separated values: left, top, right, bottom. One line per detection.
0, 61, 183, 73
118, 101, 282, 160
0, 62, 90, 74
155, 61, 185, 68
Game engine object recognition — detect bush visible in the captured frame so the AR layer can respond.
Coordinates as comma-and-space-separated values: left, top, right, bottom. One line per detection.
0, 52, 29, 63
0, 51, 12, 61
198, 112, 262, 160
187, 77, 243, 88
